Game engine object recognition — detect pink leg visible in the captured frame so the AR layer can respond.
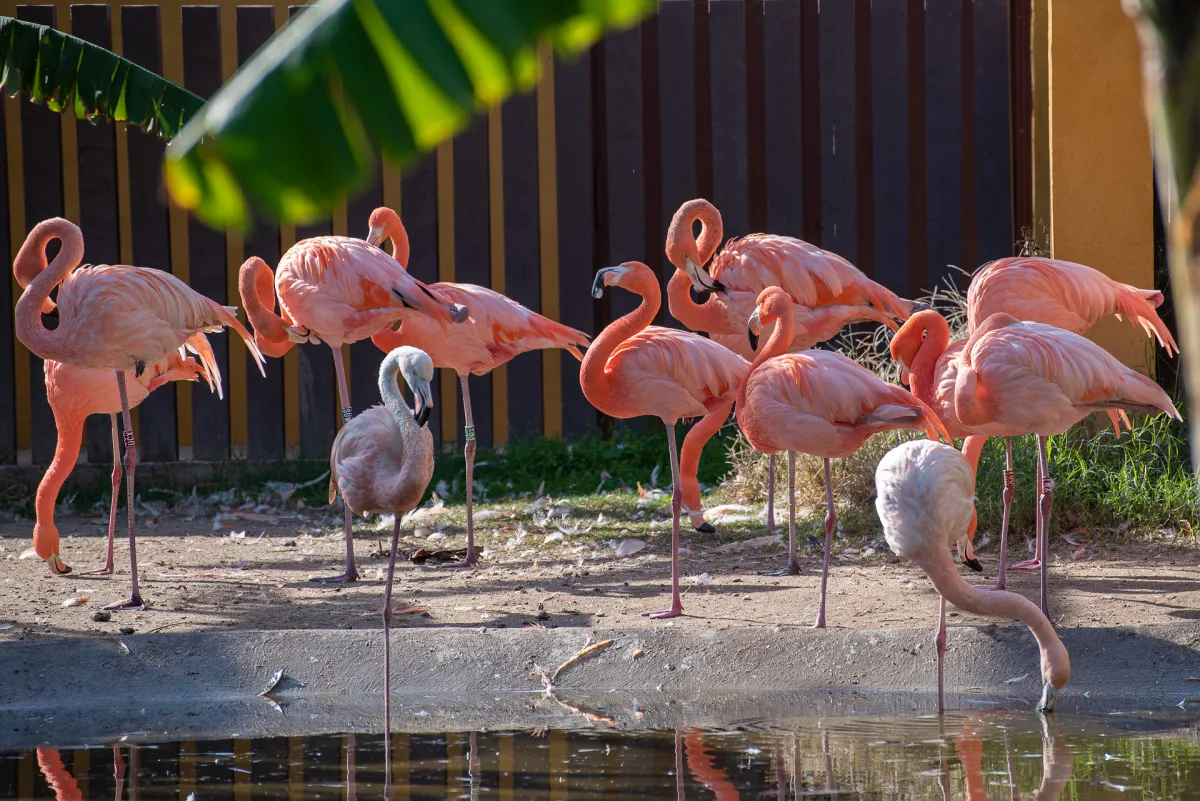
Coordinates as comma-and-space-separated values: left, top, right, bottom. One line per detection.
84, 414, 121, 576
760, 451, 799, 576
113, 745, 125, 801
935, 594, 947, 714
812, 458, 835, 628
994, 436, 1015, 589
766, 453, 777, 532
382, 516, 402, 743
313, 345, 359, 583
441, 375, 479, 569
673, 730, 685, 801
649, 422, 684, 619
105, 372, 144, 610
1012, 440, 1044, 571
1037, 434, 1053, 619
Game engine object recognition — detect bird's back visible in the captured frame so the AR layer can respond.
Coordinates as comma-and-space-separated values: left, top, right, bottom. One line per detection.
711, 234, 911, 319
875, 440, 975, 563
330, 406, 434, 515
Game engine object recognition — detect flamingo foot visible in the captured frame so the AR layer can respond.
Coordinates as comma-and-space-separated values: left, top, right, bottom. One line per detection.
104, 594, 145, 611
1010, 558, 1041, 571
993, 577, 1007, 590
436, 554, 479, 569
310, 568, 360, 583
647, 603, 683, 620
810, 613, 826, 630
81, 564, 114, 577
758, 560, 801, 577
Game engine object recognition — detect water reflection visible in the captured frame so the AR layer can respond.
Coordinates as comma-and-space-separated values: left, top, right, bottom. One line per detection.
8, 712, 1199, 800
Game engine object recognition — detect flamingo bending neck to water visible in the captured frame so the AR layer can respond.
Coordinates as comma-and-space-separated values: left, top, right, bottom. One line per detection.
874, 439, 1070, 713
15, 217, 265, 609
736, 287, 948, 620
367, 206, 590, 566
582, 262, 747, 618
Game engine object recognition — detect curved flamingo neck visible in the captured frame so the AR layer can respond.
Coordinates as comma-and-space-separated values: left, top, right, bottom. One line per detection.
910, 314, 951, 406
385, 220, 411, 268
666, 270, 725, 332
693, 203, 723, 263
379, 354, 418, 436
238, 258, 294, 358
33, 410, 82, 561
580, 273, 660, 412
667, 200, 724, 267
737, 301, 794, 409
14, 219, 84, 358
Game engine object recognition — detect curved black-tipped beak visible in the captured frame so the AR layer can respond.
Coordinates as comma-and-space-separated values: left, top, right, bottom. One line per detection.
747, 327, 759, 352
695, 521, 716, 534
366, 226, 384, 247
415, 387, 432, 428
1037, 682, 1058, 713
964, 556, 983, 572
682, 256, 725, 294
689, 286, 713, 304
910, 300, 931, 314
747, 308, 762, 352
592, 269, 611, 299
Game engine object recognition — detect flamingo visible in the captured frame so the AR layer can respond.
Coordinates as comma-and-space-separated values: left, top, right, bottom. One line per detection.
665, 198, 918, 541
33, 354, 208, 576
327, 346, 436, 739
582, 262, 747, 618
874, 439, 1071, 713
965, 256, 1178, 579
238, 236, 467, 582
14, 217, 266, 610
736, 287, 948, 617
366, 206, 591, 566
890, 309, 1180, 615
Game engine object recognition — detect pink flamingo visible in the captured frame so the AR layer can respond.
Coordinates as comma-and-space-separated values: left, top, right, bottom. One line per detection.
366, 207, 591, 566
891, 310, 1180, 615
327, 346, 435, 739
965, 256, 1178, 578
582, 262, 747, 618
665, 198, 917, 539
238, 234, 467, 581
874, 439, 1070, 713
33, 354, 208, 576
736, 287, 947, 614
14, 218, 265, 610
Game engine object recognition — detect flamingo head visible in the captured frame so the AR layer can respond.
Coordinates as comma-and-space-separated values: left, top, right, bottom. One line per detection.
665, 199, 725, 296
746, 286, 791, 351
592, 262, 656, 298
366, 206, 402, 248
391, 346, 436, 428
889, 309, 944, 371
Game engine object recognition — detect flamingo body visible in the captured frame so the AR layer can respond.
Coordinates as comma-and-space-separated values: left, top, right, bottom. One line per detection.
329, 405, 434, 517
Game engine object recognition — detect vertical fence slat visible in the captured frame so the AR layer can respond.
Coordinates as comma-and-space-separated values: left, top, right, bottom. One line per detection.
975, 0, 1014, 262
348, 170, 385, 415
925, 0, 964, 291
872, 0, 912, 297
854, 0, 875, 277
122, 4, 176, 461
708, 0, 749, 241
641, 15, 664, 320
71, 4, 120, 466
746, 1, 767, 234
400, 154, 442, 452
488, 106, 507, 444
960, 0, 979, 274
657, 0, 695, 328
554, 51, 597, 437
237, 5, 285, 461
605, 25, 644, 323
536, 43, 563, 439
907, 0, 928, 293
693, 0, 713, 201
819, 0, 857, 265
801, 0, 822, 244
501, 92, 543, 440
452, 116, 492, 450
0, 89, 11, 464
182, 5, 230, 461
763, 0, 803, 239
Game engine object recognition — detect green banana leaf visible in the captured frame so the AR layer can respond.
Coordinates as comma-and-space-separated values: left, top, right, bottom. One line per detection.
0, 16, 204, 141
164, 0, 656, 231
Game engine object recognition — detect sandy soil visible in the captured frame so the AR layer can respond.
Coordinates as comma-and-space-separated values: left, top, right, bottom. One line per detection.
1, 495, 1197, 641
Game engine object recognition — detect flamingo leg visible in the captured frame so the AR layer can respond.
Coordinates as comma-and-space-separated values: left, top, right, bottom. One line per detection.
1003, 729, 1018, 801
759, 451, 800, 576
382, 515, 402, 743
313, 345, 360, 583
673, 730, 685, 801
83, 414, 121, 576
994, 436, 1015, 589
766, 453, 777, 532
822, 728, 837, 799
1037, 434, 1053, 619
812, 458, 835, 628
1011, 438, 1045, 572
442, 375, 479, 568
113, 745, 125, 801
105, 372, 144, 610
649, 422, 684, 619
935, 594, 947, 713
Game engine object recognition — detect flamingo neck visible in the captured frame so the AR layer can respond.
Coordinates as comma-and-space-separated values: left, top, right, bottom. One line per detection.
580, 275, 659, 413
693, 204, 723, 263
737, 305, 794, 409
386, 225, 411, 268
666, 270, 727, 333
910, 315, 951, 407
33, 411, 82, 562
378, 356, 419, 438
238, 259, 294, 358
14, 220, 84, 359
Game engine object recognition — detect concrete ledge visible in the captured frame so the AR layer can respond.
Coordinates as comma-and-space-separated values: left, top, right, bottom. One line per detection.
1, 624, 1196, 749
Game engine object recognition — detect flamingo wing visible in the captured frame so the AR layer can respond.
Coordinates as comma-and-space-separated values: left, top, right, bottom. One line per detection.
431, 283, 590, 359
329, 406, 406, 513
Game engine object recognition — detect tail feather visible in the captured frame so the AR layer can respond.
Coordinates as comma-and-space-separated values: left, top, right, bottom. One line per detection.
903, 390, 954, 444
184, 334, 220, 397
1114, 285, 1178, 356
215, 302, 268, 377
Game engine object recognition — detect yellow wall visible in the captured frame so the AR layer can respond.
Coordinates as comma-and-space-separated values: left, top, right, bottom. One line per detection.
1047, 0, 1156, 374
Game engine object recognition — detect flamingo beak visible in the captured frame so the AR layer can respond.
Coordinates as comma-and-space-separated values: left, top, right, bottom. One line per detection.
1037, 681, 1058, 713
415, 385, 432, 428
48, 553, 71, 576
910, 300, 931, 314
747, 308, 762, 352
366, 226, 385, 247
592, 266, 630, 299
900, 366, 911, 385
682, 256, 724, 295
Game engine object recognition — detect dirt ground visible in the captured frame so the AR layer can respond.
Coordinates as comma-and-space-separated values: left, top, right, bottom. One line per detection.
1, 493, 1198, 641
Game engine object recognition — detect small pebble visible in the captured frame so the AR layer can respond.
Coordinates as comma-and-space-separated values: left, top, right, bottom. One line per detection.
91, 611, 112, 623
536, 610, 551, 621
119, 626, 135, 635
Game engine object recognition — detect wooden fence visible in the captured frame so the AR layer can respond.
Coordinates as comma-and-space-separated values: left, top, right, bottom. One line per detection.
0, 0, 1029, 468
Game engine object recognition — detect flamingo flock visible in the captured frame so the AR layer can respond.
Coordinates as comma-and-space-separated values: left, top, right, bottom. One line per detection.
10, 195, 1183, 719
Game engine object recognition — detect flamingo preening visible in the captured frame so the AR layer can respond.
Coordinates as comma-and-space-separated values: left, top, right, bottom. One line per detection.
874, 439, 1070, 713
582, 262, 747, 618
736, 287, 948, 622
367, 206, 591, 566
14, 217, 266, 609
238, 236, 467, 582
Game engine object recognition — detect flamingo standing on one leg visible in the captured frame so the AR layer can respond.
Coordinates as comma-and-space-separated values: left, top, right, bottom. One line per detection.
582, 263, 747, 618
34, 354, 208, 576
965, 256, 1178, 581
327, 346, 436, 741
665, 198, 920, 545
366, 207, 590, 566
891, 310, 1180, 616
14, 218, 266, 610
736, 287, 948, 612
238, 236, 467, 582
874, 439, 1071, 713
